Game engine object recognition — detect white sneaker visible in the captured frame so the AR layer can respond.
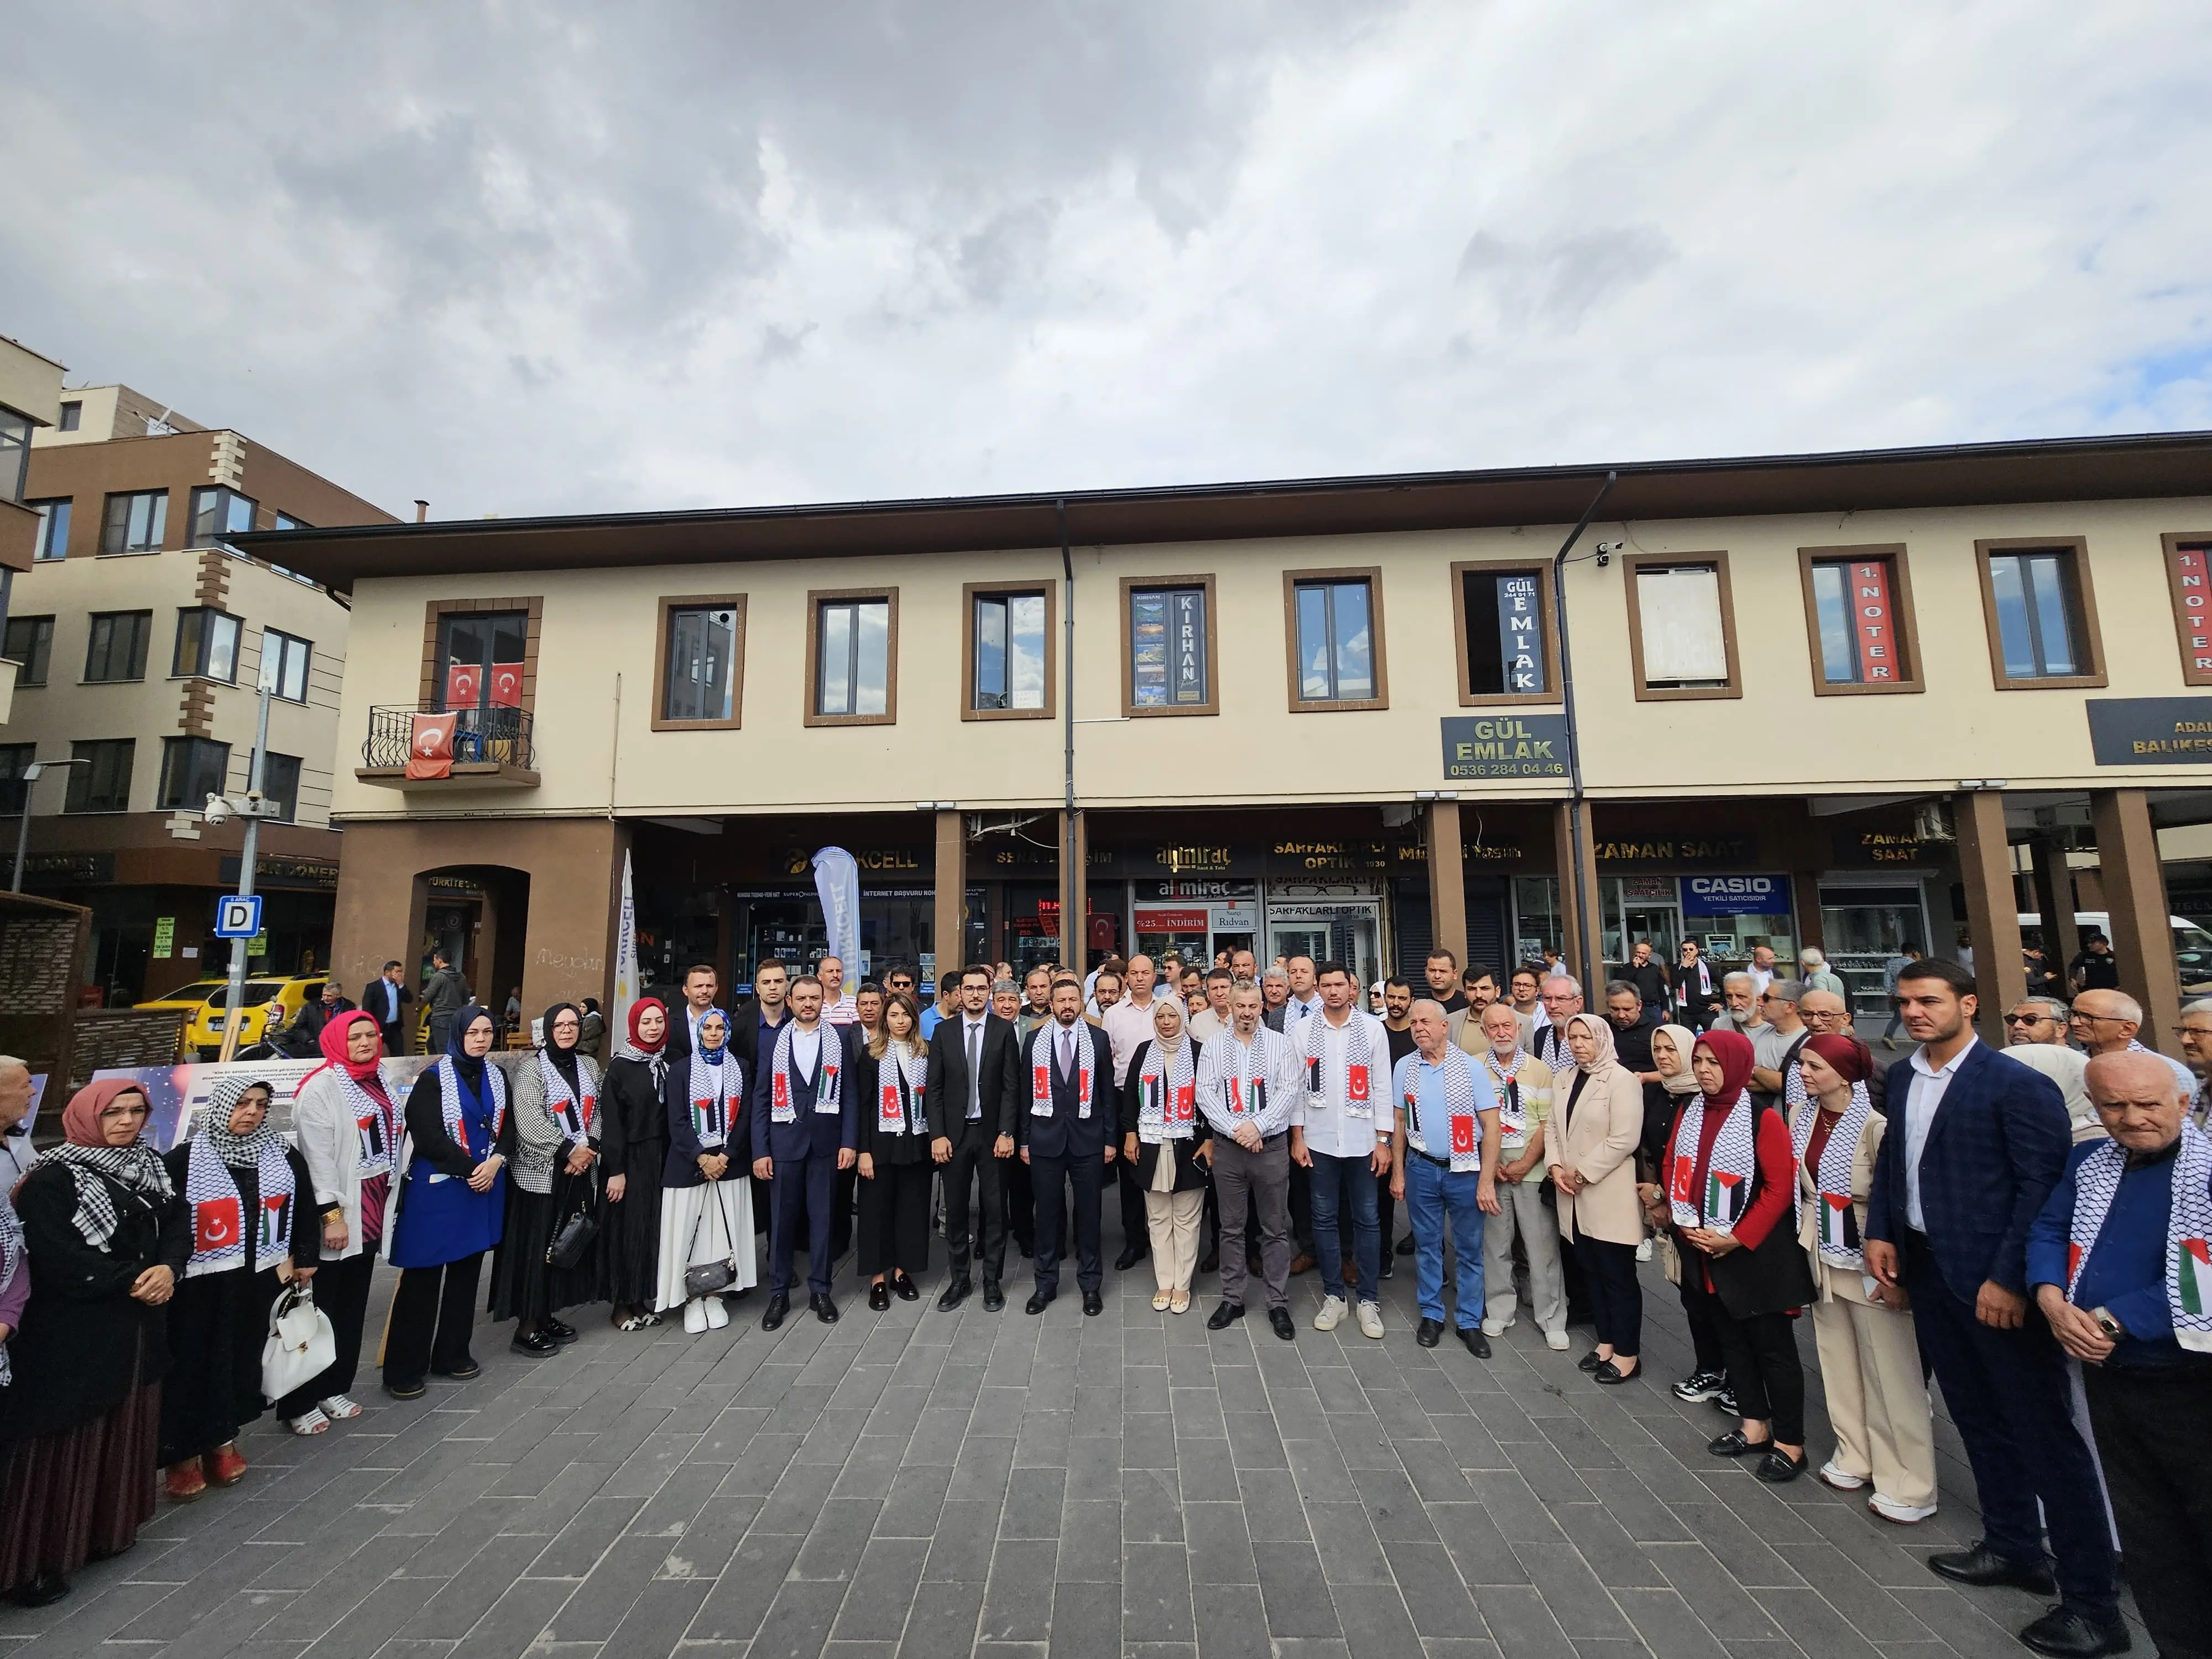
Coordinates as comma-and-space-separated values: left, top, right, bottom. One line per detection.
703, 1295, 730, 1329
1635, 1236, 1655, 1262
1313, 1295, 1347, 1332
1867, 1493, 1937, 1525
684, 1297, 708, 1334
1355, 1302, 1384, 1340
1818, 1460, 1867, 1491
1543, 1329, 1570, 1352
317, 1395, 363, 1421
1481, 1316, 1510, 1337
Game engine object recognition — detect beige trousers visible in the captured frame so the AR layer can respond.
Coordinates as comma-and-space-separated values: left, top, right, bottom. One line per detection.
1145, 1188, 1205, 1295
1811, 1291, 1937, 1508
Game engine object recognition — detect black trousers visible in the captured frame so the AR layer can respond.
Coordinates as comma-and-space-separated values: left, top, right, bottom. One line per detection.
943, 1121, 1007, 1282
383, 1252, 483, 1388
1030, 1148, 1103, 1296
1573, 1233, 1642, 1358
858, 1160, 932, 1278
1114, 1156, 1147, 1256
1717, 1308, 1804, 1443
1003, 1150, 1033, 1256
1677, 1271, 1729, 1376
2083, 1364, 2212, 1659
1288, 1159, 1314, 1253
277, 1249, 377, 1420
1901, 1233, 2116, 1619
768, 1154, 837, 1297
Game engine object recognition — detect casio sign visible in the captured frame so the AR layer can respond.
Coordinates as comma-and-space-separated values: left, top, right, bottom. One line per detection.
1688, 877, 1773, 899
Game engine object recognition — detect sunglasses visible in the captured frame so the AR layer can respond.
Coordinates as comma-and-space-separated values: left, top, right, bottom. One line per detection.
2002, 1013, 2054, 1026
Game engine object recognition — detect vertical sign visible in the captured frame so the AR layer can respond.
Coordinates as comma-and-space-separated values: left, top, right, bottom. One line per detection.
1130, 588, 1208, 708
612, 849, 639, 1041
1849, 559, 1897, 682
2167, 539, 2212, 686
1494, 574, 1545, 693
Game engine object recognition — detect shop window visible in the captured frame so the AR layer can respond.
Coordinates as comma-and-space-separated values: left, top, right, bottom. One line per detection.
65, 739, 134, 813
1453, 564, 1554, 703
1512, 876, 1561, 968
1286, 570, 1386, 709
29, 498, 69, 561
99, 489, 168, 554
805, 590, 896, 725
1624, 553, 1740, 700
187, 486, 257, 547
3, 615, 53, 687
1799, 546, 1921, 694
1120, 577, 1217, 716
84, 611, 152, 682
158, 737, 232, 811
964, 585, 1052, 719
1976, 538, 2104, 689
655, 597, 744, 729
263, 629, 312, 702
435, 608, 529, 712
2162, 534, 2212, 687
258, 753, 302, 822
173, 608, 242, 682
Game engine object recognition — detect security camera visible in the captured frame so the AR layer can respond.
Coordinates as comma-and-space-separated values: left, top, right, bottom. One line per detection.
1594, 540, 1623, 567
203, 794, 231, 826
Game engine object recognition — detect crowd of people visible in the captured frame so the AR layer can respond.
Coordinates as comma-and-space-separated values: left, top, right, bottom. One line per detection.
0, 937, 2203, 1657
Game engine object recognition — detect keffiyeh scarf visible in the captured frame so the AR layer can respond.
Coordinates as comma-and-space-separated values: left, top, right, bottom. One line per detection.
1789, 1082, 1875, 1269
45, 1140, 172, 1251
1483, 1047, 1532, 1146
1404, 1048, 1484, 1172
1135, 1038, 1198, 1144
537, 1050, 597, 1140
1029, 1022, 1095, 1120
770, 1022, 841, 1124
686, 1052, 743, 1148
1295, 1012, 1386, 1120
2066, 1119, 2212, 1353
1668, 1088, 1759, 1233
436, 1055, 507, 1157
875, 1042, 927, 1137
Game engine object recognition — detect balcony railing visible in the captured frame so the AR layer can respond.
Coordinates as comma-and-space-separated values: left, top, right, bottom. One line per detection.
362, 705, 536, 773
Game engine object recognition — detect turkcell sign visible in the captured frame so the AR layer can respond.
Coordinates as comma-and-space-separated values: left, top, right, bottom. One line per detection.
1441, 714, 1568, 780
1683, 874, 1791, 916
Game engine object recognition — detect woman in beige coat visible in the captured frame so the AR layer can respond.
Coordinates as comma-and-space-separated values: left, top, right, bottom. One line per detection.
1791, 1034, 1937, 1524
1548, 1011, 1647, 1383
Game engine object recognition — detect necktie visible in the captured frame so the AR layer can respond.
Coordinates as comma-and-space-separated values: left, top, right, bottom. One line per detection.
966, 1022, 982, 1119
1060, 1026, 1075, 1083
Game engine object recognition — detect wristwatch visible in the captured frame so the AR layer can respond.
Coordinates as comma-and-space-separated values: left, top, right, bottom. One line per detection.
2089, 1306, 2125, 1342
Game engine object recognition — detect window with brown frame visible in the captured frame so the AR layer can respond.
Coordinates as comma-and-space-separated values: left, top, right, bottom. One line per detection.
653, 596, 745, 730
1622, 552, 1740, 700
805, 588, 898, 726
962, 583, 1054, 720
1284, 567, 1387, 712
2162, 534, 2212, 687
1797, 545, 1922, 695
1119, 576, 1218, 717
1974, 538, 2105, 690
1451, 563, 1556, 703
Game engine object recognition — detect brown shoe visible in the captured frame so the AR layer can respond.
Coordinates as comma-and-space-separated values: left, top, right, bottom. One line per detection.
1290, 1253, 1317, 1275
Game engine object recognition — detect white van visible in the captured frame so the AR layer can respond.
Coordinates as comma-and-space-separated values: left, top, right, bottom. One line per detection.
2017, 911, 2212, 996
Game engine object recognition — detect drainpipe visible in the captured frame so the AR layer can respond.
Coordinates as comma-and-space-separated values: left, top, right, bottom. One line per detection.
1060, 500, 1077, 964
1550, 470, 1618, 985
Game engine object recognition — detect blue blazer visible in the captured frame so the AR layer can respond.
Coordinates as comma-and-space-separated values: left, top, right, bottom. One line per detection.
1864, 1040, 2070, 1303
749, 1023, 858, 1163
661, 1052, 747, 1190
1017, 1021, 1116, 1161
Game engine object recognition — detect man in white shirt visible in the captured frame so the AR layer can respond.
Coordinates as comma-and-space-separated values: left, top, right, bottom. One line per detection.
1290, 962, 1395, 1339
1186, 968, 1234, 1041
1283, 956, 1322, 1025
1748, 945, 1778, 999
1102, 955, 1178, 1269
817, 955, 858, 1026
1197, 980, 1303, 1340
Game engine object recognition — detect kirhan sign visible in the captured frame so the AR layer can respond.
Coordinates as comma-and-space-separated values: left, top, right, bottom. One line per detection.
1441, 714, 1568, 781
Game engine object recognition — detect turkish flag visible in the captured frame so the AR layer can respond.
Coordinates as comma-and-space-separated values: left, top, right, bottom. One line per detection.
195, 1197, 242, 1253
406, 712, 457, 780
1172, 1083, 1195, 1123
880, 1083, 901, 1128
1347, 1065, 1369, 1103
445, 663, 482, 707
1450, 1113, 1476, 1156
489, 665, 523, 708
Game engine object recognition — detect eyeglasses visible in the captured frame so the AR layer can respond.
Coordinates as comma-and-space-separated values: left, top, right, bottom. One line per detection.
2067, 1011, 2128, 1024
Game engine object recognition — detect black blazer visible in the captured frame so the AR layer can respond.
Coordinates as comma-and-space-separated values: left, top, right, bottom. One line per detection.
1016, 1019, 1115, 1159
664, 1002, 731, 1063
661, 1051, 748, 1190
361, 979, 413, 1029
923, 1011, 1023, 1140
1117, 1036, 1212, 1192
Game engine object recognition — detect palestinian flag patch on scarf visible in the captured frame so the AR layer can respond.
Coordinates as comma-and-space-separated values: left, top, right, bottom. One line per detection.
1788, 1081, 1874, 1269
1668, 1087, 1757, 1234
687, 1052, 742, 1147
1030, 1022, 1095, 1120
2065, 1118, 2212, 1352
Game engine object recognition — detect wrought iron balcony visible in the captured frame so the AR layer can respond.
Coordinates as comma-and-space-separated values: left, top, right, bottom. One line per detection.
357, 705, 539, 789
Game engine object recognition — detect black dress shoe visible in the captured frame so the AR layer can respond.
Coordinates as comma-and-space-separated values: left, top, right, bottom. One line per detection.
1927, 1543, 2058, 1595
1577, 1351, 1604, 1373
894, 1274, 920, 1302
1026, 1290, 1055, 1315
1083, 1289, 1103, 1317
869, 1281, 891, 1312
810, 1293, 839, 1324
1707, 1430, 1768, 1458
1459, 1327, 1492, 1359
4, 1571, 69, 1608
983, 1280, 1005, 1312
1395, 1233, 1416, 1256
761, 1292, 790, 1331
1268, 1307, 1296, 1341
2019, 1607, 2131, 1658
433, 1358, 481, 1380
1198, 1248, 1219, 1275
937, 1276, 972, 1312
384, 1379, 427, 1400
1754, 1448, 1807, 1484
1416, 1317, 1444, 1347
1378, 1255, 1393, 1280
1115, 1244, 1147, 1271
1207, 1301, 1245, 1330
545, 1318, 578, 1344
510, 1329, 559, 1356
1593, 1360, 1639, 1385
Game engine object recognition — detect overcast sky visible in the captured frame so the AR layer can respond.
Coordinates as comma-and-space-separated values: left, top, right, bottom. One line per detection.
5, 4, 2208, 521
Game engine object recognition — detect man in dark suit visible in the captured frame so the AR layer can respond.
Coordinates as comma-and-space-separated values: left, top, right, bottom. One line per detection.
750, 974, 858, 1329
1019, 975, 1118, 1316
665, 962, 728, 1060
723, 959, 786, 1238
1865, 958, 2121, 1659
924, 963, 1022, 1312
361, 961, 413, 1054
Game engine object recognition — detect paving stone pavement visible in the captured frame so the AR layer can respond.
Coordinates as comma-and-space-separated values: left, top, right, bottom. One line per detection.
0, 1212, 2148, 1659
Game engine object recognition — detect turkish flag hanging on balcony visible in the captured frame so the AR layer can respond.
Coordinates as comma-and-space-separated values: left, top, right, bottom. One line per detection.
488, 664, 523, 708
445, 663, 482, 708
406, 712, 458, 779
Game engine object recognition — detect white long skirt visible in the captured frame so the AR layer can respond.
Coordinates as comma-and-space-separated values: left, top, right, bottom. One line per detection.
655, 1177, 759, 1312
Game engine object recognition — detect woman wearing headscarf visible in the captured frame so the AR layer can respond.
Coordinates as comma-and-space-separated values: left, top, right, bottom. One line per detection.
1641, 1022, 1732, 1408
383, 1006, 510, 1399
1119, 997, 1211, 1313
1547, 1011, 1646, 1383
602, 998, 671, 1331
857, 990, 932, 1309
577, 998, 606, 1057
0, 1081, 182, 1606
1792, 1034, 1934, 1522
1667, 1027, 1818, 1483
491, 1003, 603, 1356
158, 1077, 317, 1500
283, 1009, 400, 1434
658, 1007, 757, 1332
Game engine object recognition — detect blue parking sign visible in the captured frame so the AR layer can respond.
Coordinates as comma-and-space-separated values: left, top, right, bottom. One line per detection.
213, 894, 263, 939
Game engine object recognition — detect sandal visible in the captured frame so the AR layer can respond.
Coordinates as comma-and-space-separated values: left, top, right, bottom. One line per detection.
287, 1408, 331, 1436
617, 1314, 651, 1333
318, 1395, 363, 1421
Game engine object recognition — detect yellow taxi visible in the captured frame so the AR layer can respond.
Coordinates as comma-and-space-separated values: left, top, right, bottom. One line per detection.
181, 975, 328, 1060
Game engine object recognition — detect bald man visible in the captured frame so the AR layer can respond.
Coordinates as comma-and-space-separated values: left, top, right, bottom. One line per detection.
2068, 989, 2197, 1106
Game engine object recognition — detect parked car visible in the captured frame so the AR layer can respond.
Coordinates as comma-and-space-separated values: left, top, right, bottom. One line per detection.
184, 975, 327, 1060
2017, 911, 2212, 997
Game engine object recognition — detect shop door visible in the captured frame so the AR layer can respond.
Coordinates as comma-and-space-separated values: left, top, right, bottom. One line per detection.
1267, 901, 1384, 992
1819, 885, 1929, 1022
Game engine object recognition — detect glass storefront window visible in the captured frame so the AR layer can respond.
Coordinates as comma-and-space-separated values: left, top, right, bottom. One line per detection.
1680, 873, 1794, 970
1513, 877, 1559, 968
1600, 875, 1681, 968
1819, 884, 1930, 1021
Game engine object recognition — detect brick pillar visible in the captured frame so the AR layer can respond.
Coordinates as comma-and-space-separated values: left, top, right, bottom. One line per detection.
934, 809, 966, 979
1425, 800, 1468, 982
2090, 789, 2182, 1058
1955, 790, 2026, 1042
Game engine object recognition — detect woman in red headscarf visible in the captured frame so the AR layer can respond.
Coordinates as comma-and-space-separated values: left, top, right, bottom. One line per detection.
0, 1081, 185, 1606
279, 1009, 401, 1434
601, 998, 672, 1330
1665, 1028, 1817, 1483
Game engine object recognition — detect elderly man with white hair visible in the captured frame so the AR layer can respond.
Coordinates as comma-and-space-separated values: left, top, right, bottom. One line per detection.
1798, 948, 1846, 999
2177, 997, 2212, 1127
2067, 988, 2197, 1107
1389, 998, 1501, 1355
1533, 973, 1583, 1073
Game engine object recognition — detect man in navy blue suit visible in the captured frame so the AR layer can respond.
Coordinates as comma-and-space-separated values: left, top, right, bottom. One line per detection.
751, 974, 858, 1331
1019, 975, 1118, 1316
1865, 958, 2123, 1659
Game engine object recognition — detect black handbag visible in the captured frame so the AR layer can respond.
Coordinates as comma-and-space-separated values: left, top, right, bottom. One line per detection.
546, 1188, 599, 1271
682, 1182, 737, 1298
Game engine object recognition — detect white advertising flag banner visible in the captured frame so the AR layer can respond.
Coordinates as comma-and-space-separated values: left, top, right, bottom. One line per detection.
812, 846, 862, 974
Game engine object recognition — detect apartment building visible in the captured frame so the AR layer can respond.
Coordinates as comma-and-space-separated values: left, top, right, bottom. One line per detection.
244, 432, 2212, 1055
14, 387, 399, 1001
0, 337, 70, 720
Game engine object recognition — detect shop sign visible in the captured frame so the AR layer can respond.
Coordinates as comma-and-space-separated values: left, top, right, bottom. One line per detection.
1139, 879, 1258, 900
1270, 839, 1413, 873
2085, 697, 2212, 764
23, 851, 112, 883
1461, 838, 1523, 863
1135, 906, 1210, 932
1440, 714, 1568, 780
1682, 874, 1792, 916
1830, 826, 1938, 867
1619, 875, 1675, 902
1594, 836, 1757, 867
152, 917, 176, 959
218, 855, 340, 890
780, 847, 925, 876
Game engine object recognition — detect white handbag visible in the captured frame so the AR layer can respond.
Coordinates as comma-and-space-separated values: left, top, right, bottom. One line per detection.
260, 1281, 336, 1404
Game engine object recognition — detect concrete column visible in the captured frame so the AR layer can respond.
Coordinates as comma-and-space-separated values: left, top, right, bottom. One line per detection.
1425, 800, 1468, 980
518, 819, 625, 1016
1955, 790, 2026, 1042
1058, 808, 1087, 969
1793, 872, 1825, 952
2030, 836, 2080, 968
1552, 803, 1601, 987
2090, 789, 2182, 1057
933, 809, 966, 977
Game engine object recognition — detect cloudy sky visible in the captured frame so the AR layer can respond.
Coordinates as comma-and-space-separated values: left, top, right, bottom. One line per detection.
5, 4, 2208, 521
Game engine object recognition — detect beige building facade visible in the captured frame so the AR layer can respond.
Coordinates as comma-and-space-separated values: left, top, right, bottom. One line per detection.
251, 433, 2212, 1053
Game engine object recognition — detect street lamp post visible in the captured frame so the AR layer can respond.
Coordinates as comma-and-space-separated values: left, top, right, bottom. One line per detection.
213, 662, 283, 1063
10, 759, 89, 893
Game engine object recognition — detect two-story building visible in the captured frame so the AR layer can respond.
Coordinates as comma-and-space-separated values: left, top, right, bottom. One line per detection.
245, 431, 2212, 1052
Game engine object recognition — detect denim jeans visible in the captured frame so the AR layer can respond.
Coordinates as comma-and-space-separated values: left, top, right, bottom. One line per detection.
1404, 1152, 1486, 1329
1306, 1150, 1380, 1306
